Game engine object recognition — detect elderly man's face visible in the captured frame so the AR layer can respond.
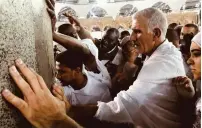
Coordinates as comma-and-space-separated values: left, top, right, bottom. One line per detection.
130, 16, 154, 54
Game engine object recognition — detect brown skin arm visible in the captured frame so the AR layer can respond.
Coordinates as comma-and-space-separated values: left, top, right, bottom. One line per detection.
77, 26, 95, 42
53, 32, 98, 72
68, 105, 134, 128
53, 32, 90, 55
68, 105, 98, 125
47, 0, 97, 72
51, 115, 83, 128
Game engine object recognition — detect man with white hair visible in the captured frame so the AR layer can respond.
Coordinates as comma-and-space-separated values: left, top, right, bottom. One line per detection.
93, 7, 185, 127
2, 7, 186, 128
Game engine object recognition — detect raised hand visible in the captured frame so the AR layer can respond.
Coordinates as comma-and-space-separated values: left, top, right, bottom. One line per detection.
63, 12, 80, 27
173, 76, 195, 99
2, 59, 67, 128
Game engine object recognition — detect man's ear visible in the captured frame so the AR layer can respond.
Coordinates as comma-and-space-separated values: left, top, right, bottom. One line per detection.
72, 67, 82, 78
153, 28, 161, 38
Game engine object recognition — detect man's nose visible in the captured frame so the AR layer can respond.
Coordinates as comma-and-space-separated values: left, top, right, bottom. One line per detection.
187, 57, 194, 65
56, 73, 61, 79
130, 33, 137, 41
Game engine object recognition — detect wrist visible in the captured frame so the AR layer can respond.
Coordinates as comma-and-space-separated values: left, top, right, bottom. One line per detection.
76, 26, 82, 33
51, 114, 82, 128
50, 114, 68, 128
66, 102, 71, 113
53, 32, 57, 40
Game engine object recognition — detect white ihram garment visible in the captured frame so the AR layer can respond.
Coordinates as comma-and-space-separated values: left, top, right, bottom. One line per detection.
64, 69, 111, 105
95, 40, 186, 128
64, 39, 112, 105
81, 39, 111, 87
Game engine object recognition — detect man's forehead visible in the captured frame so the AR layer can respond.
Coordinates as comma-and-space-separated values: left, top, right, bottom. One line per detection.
131, 16, 146, 29
131, 19, 140, 29
103, 33, 116, 40
182, 27, 196, 34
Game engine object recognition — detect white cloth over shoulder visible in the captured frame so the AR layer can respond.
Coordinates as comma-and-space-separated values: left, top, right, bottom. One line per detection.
64, 69, 112, 105
95, 40, 186, 128
111, 47, 123, 65
81, 39, 111, 87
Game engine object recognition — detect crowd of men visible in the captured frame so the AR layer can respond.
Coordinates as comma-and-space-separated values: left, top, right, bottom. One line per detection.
1, 0, 201, 128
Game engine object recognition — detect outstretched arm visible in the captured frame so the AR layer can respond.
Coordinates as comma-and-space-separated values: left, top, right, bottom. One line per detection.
53, 32, 98, 72
63, 13, 95, 42
47, 2, 98, 72
53, 32, 91, 55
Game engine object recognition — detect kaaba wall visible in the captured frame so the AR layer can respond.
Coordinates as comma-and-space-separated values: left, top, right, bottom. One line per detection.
0, 0, 55, 127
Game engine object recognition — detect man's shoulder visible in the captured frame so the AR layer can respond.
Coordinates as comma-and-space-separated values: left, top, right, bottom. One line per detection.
138, 52, 185, 81
81, 39, 98, 57
86, 71, 111, 88
81, 39, 95, 47
148, 41, 183, 66
156, 40, 182, 57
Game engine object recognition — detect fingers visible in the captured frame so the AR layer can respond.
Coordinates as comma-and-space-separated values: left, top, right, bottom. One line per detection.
52, 84, 64, 101
178, 77, 191, 88
53, 89, 63, 101
173, 76, 195, 95
15, 59, 41, 93
36, 74, 49, 91
30, 68, 50, 92
63, 13, 79, 25
67, 16, 74, 24
9, 65, 35, 98
2, 89, 28, 114
185, 84, 193, 92
70, 16, 80, 25
180, 78, 190, 85
172, 76, 189, 86
54, 85, 64, 96
62, 12, 69, 17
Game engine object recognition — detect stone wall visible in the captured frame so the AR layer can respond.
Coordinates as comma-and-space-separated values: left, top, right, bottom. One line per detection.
0, 0, 55, 127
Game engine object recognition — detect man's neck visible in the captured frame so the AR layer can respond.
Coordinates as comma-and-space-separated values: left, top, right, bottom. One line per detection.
146, 39, 166, 56
72, 74, 87, 90
106, 46, 119, 61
